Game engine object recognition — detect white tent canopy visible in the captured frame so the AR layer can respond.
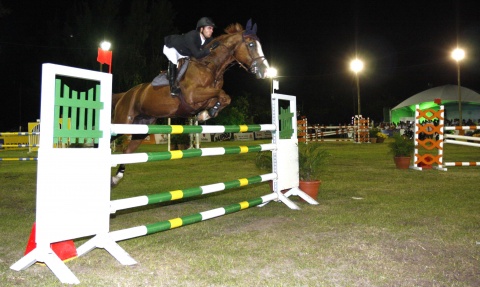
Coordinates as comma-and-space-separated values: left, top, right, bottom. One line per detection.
390, 85, 480, 123
392, 85, 480, 110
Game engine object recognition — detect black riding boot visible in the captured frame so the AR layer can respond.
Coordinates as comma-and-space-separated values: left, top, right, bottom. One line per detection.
168, 62, 180, 96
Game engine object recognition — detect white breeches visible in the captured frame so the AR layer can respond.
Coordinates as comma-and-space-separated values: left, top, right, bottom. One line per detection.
163, 46, 187, 65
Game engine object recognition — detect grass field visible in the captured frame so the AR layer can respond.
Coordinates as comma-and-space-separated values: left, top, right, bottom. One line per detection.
1, 139, 479, 286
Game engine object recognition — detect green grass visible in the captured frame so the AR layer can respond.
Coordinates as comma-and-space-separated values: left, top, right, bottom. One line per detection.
1, 140, 479, 286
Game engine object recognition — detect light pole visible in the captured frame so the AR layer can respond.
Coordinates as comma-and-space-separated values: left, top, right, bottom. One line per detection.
350, 59, 364, 116
266, 67, 277, 94
451, 48, 465, 126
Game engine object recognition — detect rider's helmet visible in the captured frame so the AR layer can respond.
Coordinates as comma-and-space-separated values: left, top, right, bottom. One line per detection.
196, 17, 216, 30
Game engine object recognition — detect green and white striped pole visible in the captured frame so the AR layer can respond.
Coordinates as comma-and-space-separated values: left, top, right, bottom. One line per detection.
110, 124, 276, 136
110, 173, 277, 212
109, 192, 279, 242
112, 143, 276, 165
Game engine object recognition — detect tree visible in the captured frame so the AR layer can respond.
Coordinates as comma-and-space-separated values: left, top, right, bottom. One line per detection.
58, 0, 175, 92
210, 94, 250, 125
0, 1, 11, 18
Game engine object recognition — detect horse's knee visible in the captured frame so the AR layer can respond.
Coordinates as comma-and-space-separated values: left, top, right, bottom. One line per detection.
222, 95, 231, 105
218, 93, 231, 106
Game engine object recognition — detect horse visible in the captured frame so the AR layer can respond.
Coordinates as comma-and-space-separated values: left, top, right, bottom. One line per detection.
111, 19, 270, 186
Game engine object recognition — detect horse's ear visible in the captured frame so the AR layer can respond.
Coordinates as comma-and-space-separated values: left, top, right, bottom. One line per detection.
252, 23, 257, 34
245, 18, 252, 31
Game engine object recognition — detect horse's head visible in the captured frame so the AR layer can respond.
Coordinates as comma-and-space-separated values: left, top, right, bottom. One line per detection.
224, 19, 270, 79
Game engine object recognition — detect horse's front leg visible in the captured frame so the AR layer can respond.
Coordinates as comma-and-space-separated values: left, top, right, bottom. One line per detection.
111, 137, 145, 187
196, 89, 231, 121
212, 90, 231, 115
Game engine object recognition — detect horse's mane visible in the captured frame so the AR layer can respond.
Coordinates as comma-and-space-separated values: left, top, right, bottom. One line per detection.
207, 23, 244, 44
224, 23, 244, 34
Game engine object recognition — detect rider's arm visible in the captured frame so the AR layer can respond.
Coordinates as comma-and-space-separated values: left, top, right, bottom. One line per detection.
184, 30, 211, 59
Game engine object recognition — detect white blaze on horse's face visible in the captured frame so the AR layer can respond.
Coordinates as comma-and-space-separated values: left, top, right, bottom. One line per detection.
241, 35, 270, 79
250, 40, 270, 79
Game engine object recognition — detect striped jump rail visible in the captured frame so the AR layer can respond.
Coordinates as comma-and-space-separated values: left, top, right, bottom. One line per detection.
444, 161, 480, 167
0, 132, 40, 151
444, 126, 480, 131
442, 131, 480, 167
0, 144, 39, 148
314, 131, 351, 137
110, 123, 276, 135
314, 138, 353, 142
110, 173, 276, 212
413, 105, 480, 171
106, 192, 279, 243
0, 157, 38, 161
0, 132, 40, 136
314, 126, 352, 133
112, 143, 276, 165
297, 123, 353, 143
443, 127, 480, 148
444, 134, 480, 148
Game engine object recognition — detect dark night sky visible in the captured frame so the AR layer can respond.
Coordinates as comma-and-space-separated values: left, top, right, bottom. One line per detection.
1, 0, 480, 131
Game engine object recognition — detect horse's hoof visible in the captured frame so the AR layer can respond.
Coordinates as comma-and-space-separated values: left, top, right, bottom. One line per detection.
197, 110, 211, 122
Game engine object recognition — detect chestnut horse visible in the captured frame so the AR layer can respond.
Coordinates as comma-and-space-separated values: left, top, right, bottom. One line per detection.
111, 19, 270, 186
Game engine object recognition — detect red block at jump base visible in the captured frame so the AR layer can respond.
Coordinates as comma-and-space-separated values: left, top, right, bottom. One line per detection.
24, 222, 77, 262
417, 156, 433, 169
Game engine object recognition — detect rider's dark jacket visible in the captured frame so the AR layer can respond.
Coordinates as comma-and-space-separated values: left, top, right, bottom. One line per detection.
164, 30, 213, 59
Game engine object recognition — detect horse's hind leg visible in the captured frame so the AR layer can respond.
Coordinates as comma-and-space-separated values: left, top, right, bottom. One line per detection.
111, 164, 126, 186
111, 110, 156, 187
110, 133, 125, 186
111, 136, 147, 187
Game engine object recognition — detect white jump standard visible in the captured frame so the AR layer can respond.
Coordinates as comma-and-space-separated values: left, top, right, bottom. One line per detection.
10, 64, 318, 284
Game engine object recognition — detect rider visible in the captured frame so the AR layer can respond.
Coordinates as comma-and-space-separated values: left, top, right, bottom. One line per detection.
163, 17, 219, 97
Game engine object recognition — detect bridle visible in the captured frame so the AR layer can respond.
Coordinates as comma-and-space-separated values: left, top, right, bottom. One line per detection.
233, 33, 267, 74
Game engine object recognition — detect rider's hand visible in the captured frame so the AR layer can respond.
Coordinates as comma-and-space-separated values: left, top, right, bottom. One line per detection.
210, 41, 219, 51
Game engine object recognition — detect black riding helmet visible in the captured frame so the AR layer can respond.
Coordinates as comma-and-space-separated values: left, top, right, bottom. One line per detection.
196, 17, 216, 30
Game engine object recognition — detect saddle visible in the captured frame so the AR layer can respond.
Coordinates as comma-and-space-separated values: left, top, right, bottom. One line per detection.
151, 58, 189, 87
151, 59, 198, 118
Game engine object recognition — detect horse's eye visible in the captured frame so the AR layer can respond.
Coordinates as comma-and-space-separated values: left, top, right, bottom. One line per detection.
248, 42, 254, 48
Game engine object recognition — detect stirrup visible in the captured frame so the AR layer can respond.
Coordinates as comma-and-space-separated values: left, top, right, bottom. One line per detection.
170, 85, 180, 96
